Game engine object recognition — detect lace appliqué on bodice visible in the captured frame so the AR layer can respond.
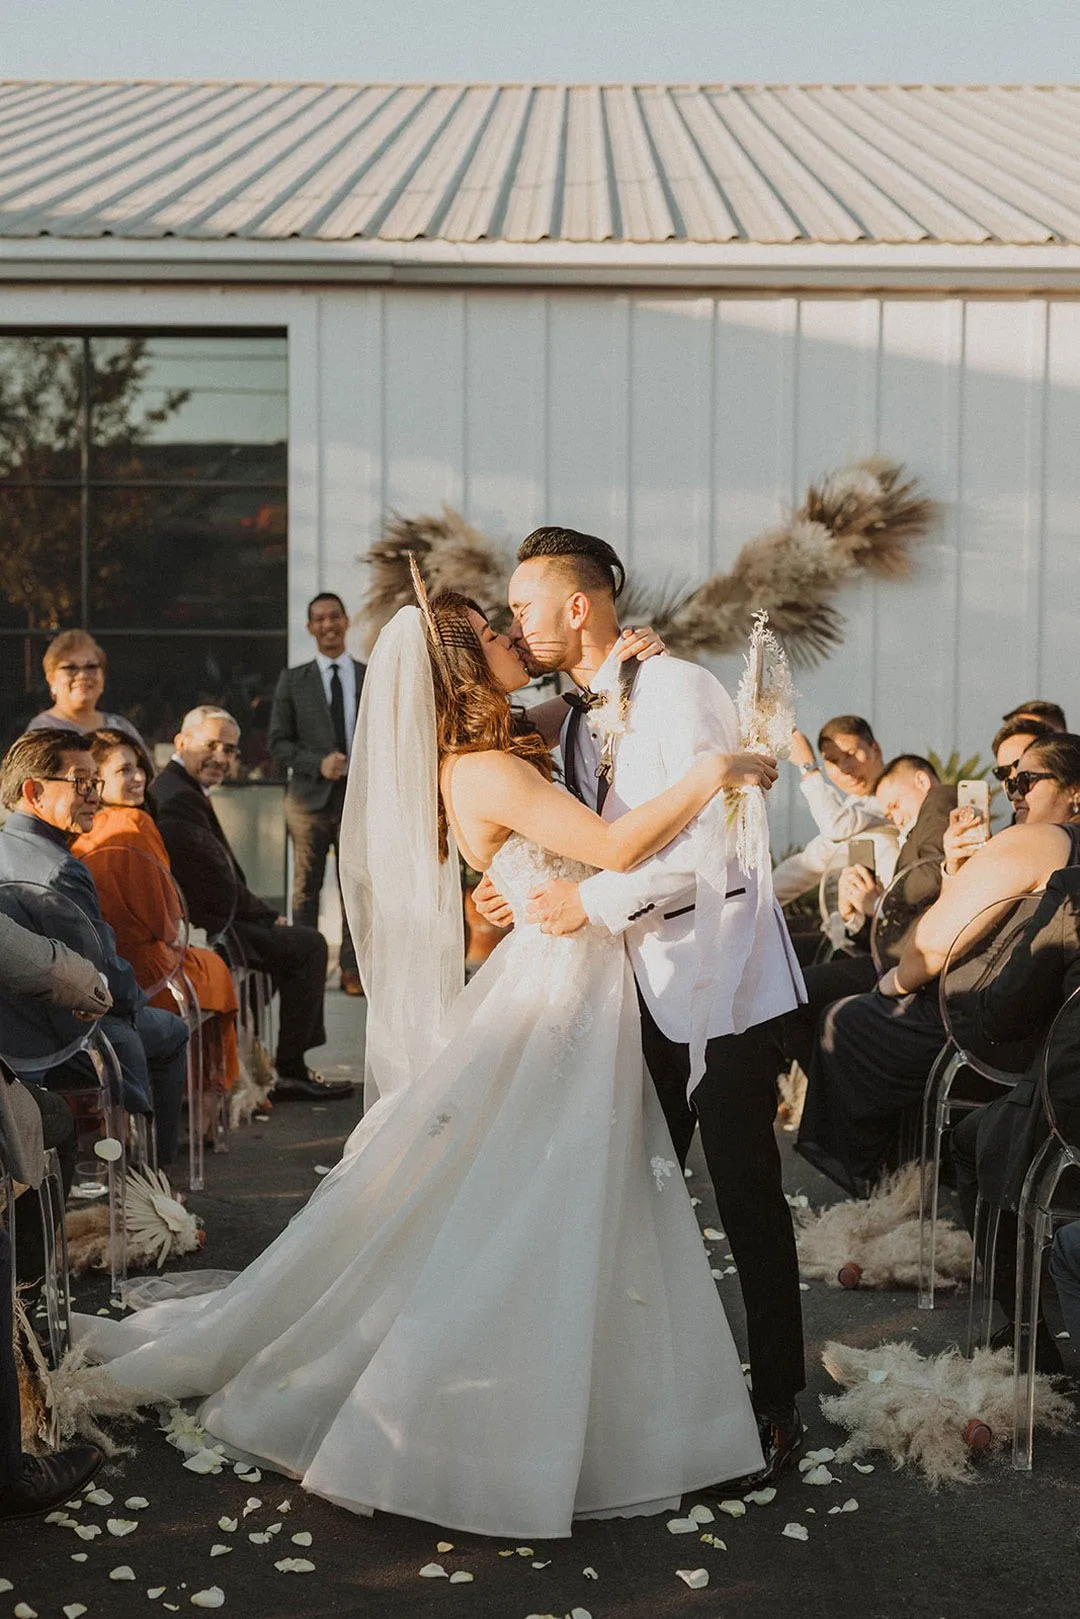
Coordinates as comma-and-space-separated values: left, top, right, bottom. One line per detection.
486, 835, 596, 927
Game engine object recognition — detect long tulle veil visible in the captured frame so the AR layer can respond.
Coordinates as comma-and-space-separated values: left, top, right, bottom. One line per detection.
339, 606, 465, 1110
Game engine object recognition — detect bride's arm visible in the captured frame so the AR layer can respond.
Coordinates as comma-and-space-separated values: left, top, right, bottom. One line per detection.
450, 749, 774, 875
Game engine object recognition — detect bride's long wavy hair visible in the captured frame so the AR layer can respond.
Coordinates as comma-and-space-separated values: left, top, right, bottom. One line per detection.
425, 589, 554, 859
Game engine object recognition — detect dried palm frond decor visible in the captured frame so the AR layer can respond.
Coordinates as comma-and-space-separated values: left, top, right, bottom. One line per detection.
65, 1166, 205, 1275
794, 1163, 972, 1292
358, 460, 935, 666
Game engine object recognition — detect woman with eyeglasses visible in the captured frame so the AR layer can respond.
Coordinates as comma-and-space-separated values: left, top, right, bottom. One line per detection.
70, 729, 240, 1101
26, 631, 147, 752
797, 733, 1080, 1198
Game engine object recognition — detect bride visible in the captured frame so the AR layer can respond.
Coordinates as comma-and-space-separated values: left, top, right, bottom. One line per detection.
79, 586, 778, 1539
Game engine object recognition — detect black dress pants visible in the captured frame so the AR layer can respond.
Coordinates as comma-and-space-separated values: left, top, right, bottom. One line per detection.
0, 1229, 21, 1489
284, 783, 357, 975
783, 949, 877, 1075
231, 920, 328, 1078
639, 998, 806, 1412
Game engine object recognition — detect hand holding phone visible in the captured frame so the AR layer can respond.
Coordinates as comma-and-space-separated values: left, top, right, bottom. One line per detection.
956, 779, 990, 845
848, 838, 877, 876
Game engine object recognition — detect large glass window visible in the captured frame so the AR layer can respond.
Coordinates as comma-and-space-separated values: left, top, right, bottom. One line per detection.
0, 332, 287, 774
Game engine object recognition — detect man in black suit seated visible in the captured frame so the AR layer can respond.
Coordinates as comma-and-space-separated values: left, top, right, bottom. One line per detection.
785, 754, 956, 1073
268, 593, 366, 997
953, 865, 1080, 1372
155, 706, 351, 1102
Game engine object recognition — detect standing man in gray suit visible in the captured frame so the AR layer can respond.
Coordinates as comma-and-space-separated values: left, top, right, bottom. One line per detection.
268, 593, 366, 996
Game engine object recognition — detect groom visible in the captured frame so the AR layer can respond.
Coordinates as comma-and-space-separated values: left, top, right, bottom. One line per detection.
475, 526, 808, 1487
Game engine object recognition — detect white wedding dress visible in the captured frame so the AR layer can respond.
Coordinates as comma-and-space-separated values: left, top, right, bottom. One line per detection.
79, 834, 762, 1539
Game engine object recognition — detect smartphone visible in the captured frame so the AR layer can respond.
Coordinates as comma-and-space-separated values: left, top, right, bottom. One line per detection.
848, 838, 876, 875
957, 779, 990, 843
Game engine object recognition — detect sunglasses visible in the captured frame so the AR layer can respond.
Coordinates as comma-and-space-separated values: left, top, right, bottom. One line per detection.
1004, 770, 1056, 800
39, 774, 104, 799
991, 763, 1016, 782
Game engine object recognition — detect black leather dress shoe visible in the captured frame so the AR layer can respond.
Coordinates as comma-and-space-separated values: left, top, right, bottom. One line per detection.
274, 1068, 354, 1101
0, 1443, 104, 1521
724, 1405, 804, 1494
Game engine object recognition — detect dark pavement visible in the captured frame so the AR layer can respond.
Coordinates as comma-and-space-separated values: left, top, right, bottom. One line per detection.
2, 991, 1078, 1619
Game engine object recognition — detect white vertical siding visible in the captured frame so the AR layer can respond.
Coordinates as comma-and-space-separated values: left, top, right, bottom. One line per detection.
313, 284, 1079, 849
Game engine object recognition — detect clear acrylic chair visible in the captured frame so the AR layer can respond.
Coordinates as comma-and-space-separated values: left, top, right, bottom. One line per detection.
0, 879, 124, 1327
869, 857, 943, 1165
918, 890, 1047, 1311
1012, 982, 1080, 1469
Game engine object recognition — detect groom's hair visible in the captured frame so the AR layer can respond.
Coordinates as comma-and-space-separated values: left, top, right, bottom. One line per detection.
516, 527, 626, 601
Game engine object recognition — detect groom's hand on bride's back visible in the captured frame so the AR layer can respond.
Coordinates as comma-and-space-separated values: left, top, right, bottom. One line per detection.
527, 880, 588, 936
472, 873, 515, 929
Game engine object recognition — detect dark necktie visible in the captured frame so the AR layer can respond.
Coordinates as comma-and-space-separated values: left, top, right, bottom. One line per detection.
328, 663, 348, 754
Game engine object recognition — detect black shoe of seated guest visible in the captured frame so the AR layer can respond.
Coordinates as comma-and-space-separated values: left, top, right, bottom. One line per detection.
990, 1319, 1066, 1375
722, 1404, 804, 1494
0, 1443, 104, 1521
273, 1067, 354, 1101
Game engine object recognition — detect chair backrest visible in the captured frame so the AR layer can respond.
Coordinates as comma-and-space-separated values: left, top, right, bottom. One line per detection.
1038, 982, 1080, 1154
0, 879, 106, 1074
817, 847, 849, 925
170, 824, 240, 948
870, 857, 943, 975
80, 843, 188, 999
938, 889, 1047, 1082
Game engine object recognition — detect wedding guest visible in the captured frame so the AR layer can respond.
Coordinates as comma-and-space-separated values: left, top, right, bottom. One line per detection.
1002, 698, 1067, 734
27, 631, 146, 750
0, 732, 189, 1164
1050, 1222, 1080, 1348
774, 716, 896, 907
71, 728, 240, 1094
797, 733, 1080, 1197
155, 707, 351, 1102
952, 865, 1080, 1371
268, 593, 366, 996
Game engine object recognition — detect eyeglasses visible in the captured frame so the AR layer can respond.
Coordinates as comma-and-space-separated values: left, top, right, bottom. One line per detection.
1004, 770, 1057, 800
39, 774, 104, 798
55, 662, 103, 677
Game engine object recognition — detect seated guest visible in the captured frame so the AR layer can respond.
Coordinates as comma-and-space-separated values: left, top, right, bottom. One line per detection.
1050, 1221, 1080, 1350
71, 729, 240, 1095
797, 732, 1080, 1197
1001, 698, 1067, 735
775, 716, 896, 907
155, 707, 350, 1102
0, 909, 111, 1291
952, 866, 1080, 1370
26, 631, 146, 751
987, 718, 1055, 835
786, 755, 956, 1071
0, 733, 188, 1164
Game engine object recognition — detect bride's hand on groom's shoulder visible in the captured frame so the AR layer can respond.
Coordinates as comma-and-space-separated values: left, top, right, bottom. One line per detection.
472, 873, 515, 929
526, 880, 588, 936
616, 625, 667, 663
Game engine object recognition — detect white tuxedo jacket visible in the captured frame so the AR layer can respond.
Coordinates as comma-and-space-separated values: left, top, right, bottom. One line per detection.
570, 653, 805, 1045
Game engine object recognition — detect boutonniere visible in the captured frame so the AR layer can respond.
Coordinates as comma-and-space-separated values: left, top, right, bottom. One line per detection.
590, 667, 634, 786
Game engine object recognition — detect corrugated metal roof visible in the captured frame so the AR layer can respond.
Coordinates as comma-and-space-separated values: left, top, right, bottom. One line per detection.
0, 80, 1078, 246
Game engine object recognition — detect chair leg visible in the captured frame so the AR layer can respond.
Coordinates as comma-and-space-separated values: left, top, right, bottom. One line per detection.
919, 1045, 961, 1311
981, 1204, 1002, 1350
37, 1147, 72, 1366
965, 1193, 985, 1356
1011, 1145, 1061, 1471
89, 1035, 129, 1302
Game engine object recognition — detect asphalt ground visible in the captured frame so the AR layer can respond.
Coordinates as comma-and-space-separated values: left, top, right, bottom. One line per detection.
2, 988, 1078, 1619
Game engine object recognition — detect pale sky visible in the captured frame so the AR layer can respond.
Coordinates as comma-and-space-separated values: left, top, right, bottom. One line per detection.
4, 0, 1080, 85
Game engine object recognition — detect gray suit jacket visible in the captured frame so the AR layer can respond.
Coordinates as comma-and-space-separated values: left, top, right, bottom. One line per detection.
267, 657, 366, 813
0, 909, 110, 1015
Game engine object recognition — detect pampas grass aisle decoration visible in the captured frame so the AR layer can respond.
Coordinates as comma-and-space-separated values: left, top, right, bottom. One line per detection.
820, 1340, 1073, 1486
359, 460, 935, 666
794, 1163, 972, 1291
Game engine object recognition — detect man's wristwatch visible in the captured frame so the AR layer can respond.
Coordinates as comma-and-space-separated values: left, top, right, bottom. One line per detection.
798, 760, 818, 778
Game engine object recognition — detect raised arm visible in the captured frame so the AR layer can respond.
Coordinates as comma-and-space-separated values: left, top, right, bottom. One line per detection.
449, 749, 773, 877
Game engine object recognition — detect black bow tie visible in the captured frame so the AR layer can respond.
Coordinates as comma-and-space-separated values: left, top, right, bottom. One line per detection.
564, 687, 606, 714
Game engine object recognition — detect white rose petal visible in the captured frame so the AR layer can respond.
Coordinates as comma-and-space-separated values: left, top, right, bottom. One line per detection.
210, 1545, 232, 1557
799, 1282, 810, 1291
275, 1500, 291, 1513
218, 1518, 237, 1532
183, 1449, 225, 1475
107, 1518, 139, 1536
274, 1559, 315, 1574
74, 1524, 102, 1540
449, 1572, 474, 1583
265, 1523, 283, 1536
676, 1569, 709, 1589
70, 1554, 88, 1563
702, 1228, 723, 1240
236, 1468, 261, 1483
147, 1590, 166, 1600
94, 1136, 122, 1162
570, 1610, 593, 1619
666, 1516, 699, 1534
516, 1547, 534, 1557
64, 1605, 88, 1618
46, 1510, 72, 1523
248, 1532, 270, 1545
582, 1566, 599, 1579
419, 1563, 448, 1578
531, 1560, 551, 1568
782, 1522, 809, 1541
291, 1532, 313, 1547
803, 1465, 838, 1486
744, 1488, 777, 1506
700, 1534, 727, 1550
803, 1448, 836, 1464
717, 1499, 747, 1518
190, 1590, 225, 1609
314, 1165, 331, 1176
711, 1268, 723, 1279
125, 1496, 150, 1510
436, 1541, 453, 1553
85, 1487, 113, 1505
14, 1604, 38, 1619
242, 1498, 262, 1517
687, 1504, 714, 1524
110, 1565, 137, 1580
853, 1462, 875, 1474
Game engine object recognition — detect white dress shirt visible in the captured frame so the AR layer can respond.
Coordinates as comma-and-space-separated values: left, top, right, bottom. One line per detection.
314, 651, 358, 750
771, 772, 897, 903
